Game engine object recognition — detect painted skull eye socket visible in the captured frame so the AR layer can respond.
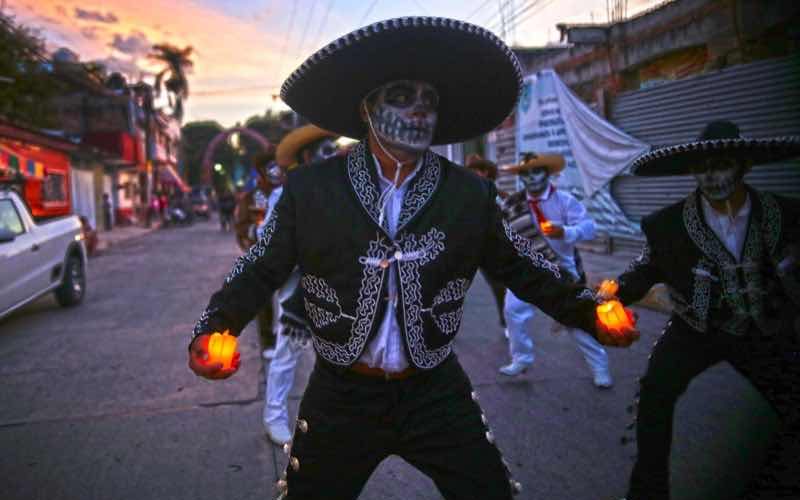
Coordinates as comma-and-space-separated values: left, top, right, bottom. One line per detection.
384, 84, 416, 108
521, 167, 547, 181
383, 83, 440, 110
690, 156, 738, 175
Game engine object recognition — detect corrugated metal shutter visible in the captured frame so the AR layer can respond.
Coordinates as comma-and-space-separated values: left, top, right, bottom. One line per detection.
609, 55, 800, 225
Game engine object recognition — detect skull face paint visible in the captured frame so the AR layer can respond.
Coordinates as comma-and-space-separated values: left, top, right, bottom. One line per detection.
520, 167, 549, 195
692, 157, 742, 202
366, 80, 438, 154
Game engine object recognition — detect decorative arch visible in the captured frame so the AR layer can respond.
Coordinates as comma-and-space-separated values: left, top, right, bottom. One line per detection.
201, 127, 271, 183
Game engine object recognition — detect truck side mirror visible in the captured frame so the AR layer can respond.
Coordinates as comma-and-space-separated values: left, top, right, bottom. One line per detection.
0, 228, 17, 243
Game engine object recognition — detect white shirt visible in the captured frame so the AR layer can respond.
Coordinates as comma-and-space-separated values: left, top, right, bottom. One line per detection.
526, 184, 595, 272
700, 193, 751, 262
256, 186, 283, 239
356, 155, 423, 372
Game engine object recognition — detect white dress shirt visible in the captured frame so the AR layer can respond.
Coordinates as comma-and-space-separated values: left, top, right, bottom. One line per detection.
700, 193, 751, 262
356, 155, 423, 372
256, 186, 283, 239
526, 184, 595, 271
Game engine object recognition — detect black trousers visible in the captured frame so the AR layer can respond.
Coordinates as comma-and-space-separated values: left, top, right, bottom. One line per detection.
479, 268, 507, 328
281, 355, 515, 500
627, 318, 800, 500
256, 301, 276, 350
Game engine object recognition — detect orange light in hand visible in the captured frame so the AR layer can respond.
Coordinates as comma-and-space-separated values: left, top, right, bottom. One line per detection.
596, 300, 633, 334
207, 331, 238, 369
598, 279, 619, 298
540, 221, 553, 232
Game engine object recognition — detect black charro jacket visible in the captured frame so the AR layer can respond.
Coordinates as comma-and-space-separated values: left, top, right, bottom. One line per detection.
618, 186, 800, 337
192, 141, 599, 370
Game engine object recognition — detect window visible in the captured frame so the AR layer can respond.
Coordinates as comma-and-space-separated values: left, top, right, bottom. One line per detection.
42, 172, 67, 204
0, 199, 25, 236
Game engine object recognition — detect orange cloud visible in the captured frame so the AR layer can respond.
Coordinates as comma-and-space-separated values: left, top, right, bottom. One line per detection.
12, 0, 296, 125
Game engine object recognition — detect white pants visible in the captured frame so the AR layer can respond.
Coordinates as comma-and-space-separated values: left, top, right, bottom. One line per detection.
503, 287, 610, 376
263, 272, 307, 428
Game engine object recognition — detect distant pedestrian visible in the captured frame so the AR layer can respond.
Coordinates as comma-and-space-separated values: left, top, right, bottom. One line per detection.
261, 124, 339, 446
217, 189, 235, 232
102, 193, 112, 231
497, 152, 613, 389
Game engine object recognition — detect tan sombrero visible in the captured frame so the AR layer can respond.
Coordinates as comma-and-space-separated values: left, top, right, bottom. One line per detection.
500, 153, 565, 175
275, 125, 338, 168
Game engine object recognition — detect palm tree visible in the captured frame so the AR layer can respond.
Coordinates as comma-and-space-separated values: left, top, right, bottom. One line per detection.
149, 43, 193, 122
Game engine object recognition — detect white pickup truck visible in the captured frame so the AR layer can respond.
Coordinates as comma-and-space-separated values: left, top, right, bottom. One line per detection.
0, 187, 87, 320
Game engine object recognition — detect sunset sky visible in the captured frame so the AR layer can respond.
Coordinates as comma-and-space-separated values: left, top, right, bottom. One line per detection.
8, 0, 664, 127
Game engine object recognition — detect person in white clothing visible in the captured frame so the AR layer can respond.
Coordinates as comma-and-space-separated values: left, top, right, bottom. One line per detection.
498, 152, 613, 388
260, 125, 339, 446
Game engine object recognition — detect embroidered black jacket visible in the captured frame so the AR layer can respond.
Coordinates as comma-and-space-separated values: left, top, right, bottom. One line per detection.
618, 186, 800, 337
192, 142, 599, 369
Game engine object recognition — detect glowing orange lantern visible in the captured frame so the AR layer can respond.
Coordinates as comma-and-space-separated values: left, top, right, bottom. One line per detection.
207, 331, 238, 369
540, 221, 553, 232
598, 279, 619, 299
596, 300, 633, 334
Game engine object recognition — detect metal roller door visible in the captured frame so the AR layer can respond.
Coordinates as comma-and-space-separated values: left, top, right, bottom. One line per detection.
609, 55, 800, 225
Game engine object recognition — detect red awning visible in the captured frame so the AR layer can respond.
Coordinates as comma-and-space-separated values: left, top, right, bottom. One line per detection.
159, 164, 190, 193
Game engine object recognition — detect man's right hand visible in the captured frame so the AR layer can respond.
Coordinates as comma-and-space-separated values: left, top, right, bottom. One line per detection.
188, 334, 240, 380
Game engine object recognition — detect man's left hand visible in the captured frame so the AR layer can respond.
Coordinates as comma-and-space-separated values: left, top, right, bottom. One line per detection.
542, 223, 565, 239
595, 308, 640, 348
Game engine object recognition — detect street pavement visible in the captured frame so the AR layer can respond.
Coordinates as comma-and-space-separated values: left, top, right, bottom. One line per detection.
0, 218, 778, 500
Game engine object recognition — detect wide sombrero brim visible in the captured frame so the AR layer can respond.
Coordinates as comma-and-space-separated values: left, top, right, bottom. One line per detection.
631, 137, 800, 176
275, 125, 338, 167
500, 154, 566, 175
280, 17, 522, 145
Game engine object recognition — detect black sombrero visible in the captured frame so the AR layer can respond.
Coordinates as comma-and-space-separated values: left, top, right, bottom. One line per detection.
280, 17, 522, 145
631, 120, 800, 176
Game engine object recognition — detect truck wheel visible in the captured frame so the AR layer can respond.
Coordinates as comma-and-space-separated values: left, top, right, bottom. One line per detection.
55, 255, 86, 307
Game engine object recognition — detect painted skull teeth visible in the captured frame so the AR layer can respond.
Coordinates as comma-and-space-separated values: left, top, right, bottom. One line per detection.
369, 81, 438, 153
695, 166, 739, 202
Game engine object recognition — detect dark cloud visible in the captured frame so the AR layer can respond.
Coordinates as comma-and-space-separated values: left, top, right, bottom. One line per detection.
110, 31, 152, 57
95, 56, 152, 80
74, 8, 119, 24
80, 27, 101, 40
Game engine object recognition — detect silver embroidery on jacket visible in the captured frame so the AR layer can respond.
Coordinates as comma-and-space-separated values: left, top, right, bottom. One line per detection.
397, 151, 441, 231
425, 278, 471, 337
301, 275, 357, 329
346, 142, 442, 232
311, 237, 392, 365
397, 228, 451, 368
225, 209, 279, 284
502, 218, 561, 279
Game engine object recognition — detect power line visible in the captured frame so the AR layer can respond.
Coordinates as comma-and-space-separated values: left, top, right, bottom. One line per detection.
489, 0, 541, 32
276, 0, 299, 80
465, 0, 493, 21
293, 0, 320, 59
358, 0, 380, 26
499, 0, 558, 38
306, 0, 337, 53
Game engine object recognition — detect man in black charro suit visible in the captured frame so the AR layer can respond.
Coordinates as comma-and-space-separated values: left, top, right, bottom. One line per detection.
611, 121, 800, 500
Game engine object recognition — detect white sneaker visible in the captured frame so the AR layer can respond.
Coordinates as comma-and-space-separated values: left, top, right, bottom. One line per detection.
593, 371, 614, 388
499, 361, 531, 376
265, 422, 292, 446
262, 348, 276, 360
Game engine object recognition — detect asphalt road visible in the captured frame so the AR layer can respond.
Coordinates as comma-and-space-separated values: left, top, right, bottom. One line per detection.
0, 219, 778, 500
